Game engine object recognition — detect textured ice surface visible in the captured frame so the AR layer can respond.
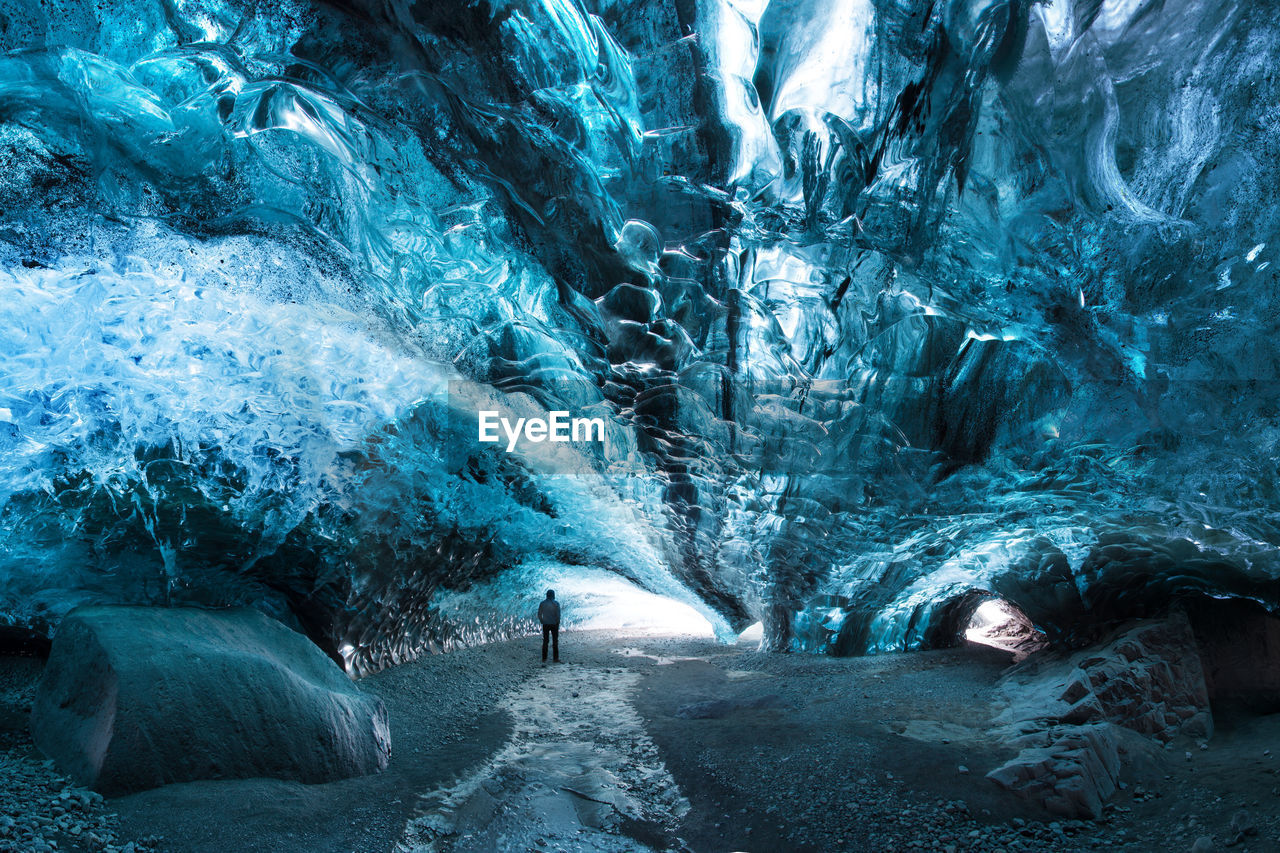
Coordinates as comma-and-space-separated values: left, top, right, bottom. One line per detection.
3, 0, 1280, 667
398, 663, 689, 852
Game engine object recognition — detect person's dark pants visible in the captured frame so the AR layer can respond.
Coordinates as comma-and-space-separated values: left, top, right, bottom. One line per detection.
542, 623, 559, 662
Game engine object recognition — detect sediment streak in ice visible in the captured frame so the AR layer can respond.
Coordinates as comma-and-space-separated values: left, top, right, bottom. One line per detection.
397, 665, 688, 852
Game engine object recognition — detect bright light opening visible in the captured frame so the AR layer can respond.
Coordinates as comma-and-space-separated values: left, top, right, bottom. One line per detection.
736, 621, 763, 646
431, 563, 720, 640
963, 598, 1048, 660
555, 572, 716, 636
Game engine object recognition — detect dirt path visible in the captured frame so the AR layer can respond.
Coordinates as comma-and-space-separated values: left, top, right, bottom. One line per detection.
397, 662, 687, 852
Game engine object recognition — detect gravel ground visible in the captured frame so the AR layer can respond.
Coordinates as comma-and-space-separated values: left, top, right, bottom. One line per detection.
0, 657, 162, 853
4, 631, 1279, 852
104, 639, 533, 853
619, 635, 1280, 853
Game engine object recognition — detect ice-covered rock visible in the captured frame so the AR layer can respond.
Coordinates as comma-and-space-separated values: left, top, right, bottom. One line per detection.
31, 605, 390, 795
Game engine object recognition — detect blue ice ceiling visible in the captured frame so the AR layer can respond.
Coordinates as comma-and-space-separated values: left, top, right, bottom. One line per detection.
2, 0, 1279, 672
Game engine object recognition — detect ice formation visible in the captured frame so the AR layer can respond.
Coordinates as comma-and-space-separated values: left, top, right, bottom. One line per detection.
2, 0, 1279, 671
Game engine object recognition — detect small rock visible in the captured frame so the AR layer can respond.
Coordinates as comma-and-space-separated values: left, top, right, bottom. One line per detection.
1230, 809, 1256, 837
957, 765, 969, 775
1191, 836, 1214, 852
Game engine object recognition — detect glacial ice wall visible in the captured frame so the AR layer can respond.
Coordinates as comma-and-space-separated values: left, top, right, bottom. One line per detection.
2, 0, 1280, 669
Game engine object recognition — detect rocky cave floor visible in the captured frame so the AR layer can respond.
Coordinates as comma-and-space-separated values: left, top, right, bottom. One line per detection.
2, 630, 1280, 853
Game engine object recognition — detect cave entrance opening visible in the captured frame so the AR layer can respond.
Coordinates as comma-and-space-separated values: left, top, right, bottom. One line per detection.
929, 591, 1048, 660
520, 569, 718, 638
963, 598, 1047, 659
428, 565, 722, 644
568, 584, 717, 636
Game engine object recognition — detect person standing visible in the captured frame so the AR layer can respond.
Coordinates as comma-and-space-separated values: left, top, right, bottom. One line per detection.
538, 589, 561, 663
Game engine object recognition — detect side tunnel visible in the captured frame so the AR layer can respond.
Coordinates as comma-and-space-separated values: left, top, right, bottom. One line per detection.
1184, 596, 1280, 720
923, 591, 1048, 659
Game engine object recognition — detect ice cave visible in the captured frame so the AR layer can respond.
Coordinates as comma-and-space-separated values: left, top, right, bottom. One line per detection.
2, 0, 1280, 850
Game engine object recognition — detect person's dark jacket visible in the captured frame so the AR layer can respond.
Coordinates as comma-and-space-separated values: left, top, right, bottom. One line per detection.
538, 599, 561, 625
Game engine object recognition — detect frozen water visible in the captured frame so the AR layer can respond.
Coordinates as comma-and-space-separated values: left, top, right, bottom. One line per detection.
397, 663, 688, 852
3, 0, 1280, 665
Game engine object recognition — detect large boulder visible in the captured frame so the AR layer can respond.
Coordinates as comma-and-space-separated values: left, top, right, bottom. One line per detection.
31, 605, 390, 795
987, 611, 1211, 818
996, 611, 1213, 743
986, 723, 1135, 819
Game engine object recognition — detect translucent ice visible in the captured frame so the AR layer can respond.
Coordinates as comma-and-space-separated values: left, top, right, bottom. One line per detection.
3, 0, 1280, 666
